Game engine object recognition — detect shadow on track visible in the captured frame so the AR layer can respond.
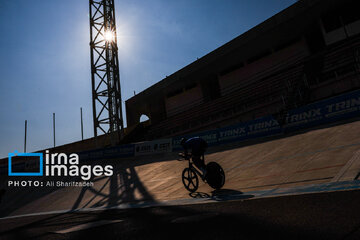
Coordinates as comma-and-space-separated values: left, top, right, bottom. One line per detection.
189, 189, 254, 201
71, 161, 155, 210
0, 153, 177, 218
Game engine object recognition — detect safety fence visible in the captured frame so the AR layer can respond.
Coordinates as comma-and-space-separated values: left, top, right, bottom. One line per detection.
2, 88, 360, 175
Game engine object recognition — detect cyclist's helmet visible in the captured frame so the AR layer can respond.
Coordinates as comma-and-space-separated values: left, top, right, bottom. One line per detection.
180, 137, 187, 146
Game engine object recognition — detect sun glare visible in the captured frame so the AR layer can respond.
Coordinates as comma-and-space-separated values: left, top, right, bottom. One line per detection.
104, 30, 115, 42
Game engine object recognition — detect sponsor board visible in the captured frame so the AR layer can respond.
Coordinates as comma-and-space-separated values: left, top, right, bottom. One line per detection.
78, 144, 135, 161
173, 116, 281, 151
172, 129, 218, 151
135, 139, 172, 156
218, 116, 282, 143
2, 89, 360, 171
173, 89, 360, 152
285, 89, 360, 131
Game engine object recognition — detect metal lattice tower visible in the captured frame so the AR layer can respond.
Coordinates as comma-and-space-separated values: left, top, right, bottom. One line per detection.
89, 0, 124, 144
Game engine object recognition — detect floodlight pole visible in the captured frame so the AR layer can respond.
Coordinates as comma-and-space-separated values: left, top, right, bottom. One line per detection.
53, 113, 56, 148
81, 107, 84, 141
89, 0, 124, 146
24, 120, 27, 153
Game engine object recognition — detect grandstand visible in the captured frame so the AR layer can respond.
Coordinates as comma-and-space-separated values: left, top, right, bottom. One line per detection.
125, 0, 360, 141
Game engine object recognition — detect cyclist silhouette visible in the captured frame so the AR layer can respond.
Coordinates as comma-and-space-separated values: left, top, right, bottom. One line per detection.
180, 137, 208, 176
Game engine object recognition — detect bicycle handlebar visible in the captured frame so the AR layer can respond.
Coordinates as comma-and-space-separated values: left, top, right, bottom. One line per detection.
178, 152, 191, 161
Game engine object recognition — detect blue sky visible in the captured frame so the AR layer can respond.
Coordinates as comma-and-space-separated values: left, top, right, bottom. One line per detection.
0, 0, 296, 158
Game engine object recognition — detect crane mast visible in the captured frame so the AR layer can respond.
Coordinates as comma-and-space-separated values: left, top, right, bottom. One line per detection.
89, 0, 124, 145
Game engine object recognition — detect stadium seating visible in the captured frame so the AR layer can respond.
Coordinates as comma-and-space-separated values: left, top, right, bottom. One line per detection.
147, 36, 360, 139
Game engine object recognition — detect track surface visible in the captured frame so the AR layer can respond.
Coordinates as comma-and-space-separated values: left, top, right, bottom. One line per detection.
1, 188, 360, 240
2, 120, 360, 217
0, 120, 360, 238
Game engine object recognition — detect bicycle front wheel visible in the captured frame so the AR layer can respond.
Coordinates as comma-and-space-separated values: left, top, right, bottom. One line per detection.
182, 167, 199, 192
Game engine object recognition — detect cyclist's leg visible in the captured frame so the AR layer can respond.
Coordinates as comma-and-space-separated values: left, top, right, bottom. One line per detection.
200, 154, 207, 177
193, 155, 206, 176
193, 155, 205, 168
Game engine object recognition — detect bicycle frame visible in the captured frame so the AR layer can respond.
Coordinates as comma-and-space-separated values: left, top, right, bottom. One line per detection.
180, 152, 225, 192
179, 152, 205, 179
187, 159, 204, 180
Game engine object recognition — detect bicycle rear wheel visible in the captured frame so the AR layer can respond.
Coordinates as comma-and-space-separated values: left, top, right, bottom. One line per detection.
205, 162, 225, 190
182, 167, 199, 192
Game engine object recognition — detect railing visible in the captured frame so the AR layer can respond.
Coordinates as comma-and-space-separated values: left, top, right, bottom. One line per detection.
307, 35, 360, 85
148, 37, 360, 139
148, 63, 305, 138
166, 97, 204, 117
220, 50, 308, 96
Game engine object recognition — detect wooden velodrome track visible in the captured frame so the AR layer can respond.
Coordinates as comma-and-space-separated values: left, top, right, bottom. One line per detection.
1, 120, 360, 218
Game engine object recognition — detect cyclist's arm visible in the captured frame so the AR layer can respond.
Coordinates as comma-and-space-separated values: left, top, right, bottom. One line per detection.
182, 144, 192, 159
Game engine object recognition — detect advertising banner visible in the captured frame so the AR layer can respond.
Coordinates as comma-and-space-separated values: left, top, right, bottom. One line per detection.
172, 116, 282, 151
134, 139, 172, 156
218, 116, 282, 144
172, 89, 360, 152
172, 129, 218, 151
285, 89, 360, 131
78, 144, 135, 161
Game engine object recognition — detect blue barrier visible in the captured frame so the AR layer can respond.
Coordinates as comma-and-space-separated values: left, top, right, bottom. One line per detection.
78, 144, 135, 161
2, 89, 360, 174
173, 129, 218, 151
0, 162, 25, 175
218, 116, 282, 144
173, 89, 360, 152
0, 166, 6, 175
172, 116, 282, 151
285, 89, 360, 131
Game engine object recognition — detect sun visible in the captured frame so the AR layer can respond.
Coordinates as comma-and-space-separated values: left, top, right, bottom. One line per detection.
104, 30, 115, 42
